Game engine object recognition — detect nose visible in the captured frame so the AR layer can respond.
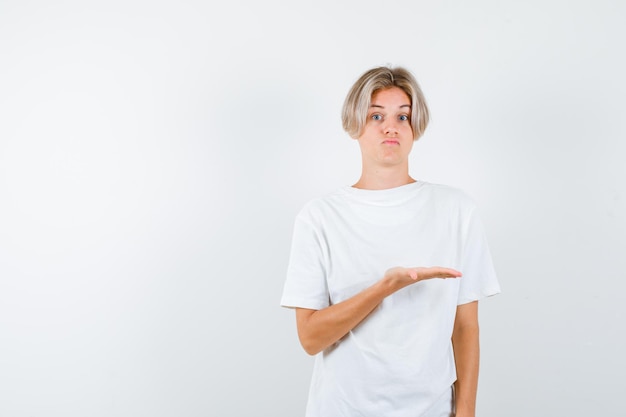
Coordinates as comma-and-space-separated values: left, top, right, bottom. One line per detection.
383, 119, 399, 135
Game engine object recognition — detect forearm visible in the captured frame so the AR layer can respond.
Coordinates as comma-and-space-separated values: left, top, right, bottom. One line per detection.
295, 266, 461, 356
452, 304, 480, 417
296, 279, 395, 355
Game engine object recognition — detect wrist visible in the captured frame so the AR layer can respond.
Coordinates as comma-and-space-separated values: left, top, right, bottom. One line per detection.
376, 275, 400, 297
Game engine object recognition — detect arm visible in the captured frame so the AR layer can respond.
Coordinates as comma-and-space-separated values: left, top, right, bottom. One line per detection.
451, 301, 480, 417
295, 266, 461, 355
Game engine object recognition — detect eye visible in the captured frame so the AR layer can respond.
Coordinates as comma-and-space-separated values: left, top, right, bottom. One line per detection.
371, 113, 383, 121
399, 114, 409, 121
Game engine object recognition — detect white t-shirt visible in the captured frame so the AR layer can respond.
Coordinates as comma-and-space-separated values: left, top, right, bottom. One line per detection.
281, 181, 500, 417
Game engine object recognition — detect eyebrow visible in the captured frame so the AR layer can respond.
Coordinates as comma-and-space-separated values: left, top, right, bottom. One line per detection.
369, 104, 411, 109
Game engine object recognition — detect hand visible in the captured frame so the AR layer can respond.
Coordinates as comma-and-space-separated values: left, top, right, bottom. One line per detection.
383, 266, 462, 292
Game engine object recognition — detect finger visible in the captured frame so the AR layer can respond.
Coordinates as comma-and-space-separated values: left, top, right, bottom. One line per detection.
418, 269, 462, 280
430, 267, 462, 277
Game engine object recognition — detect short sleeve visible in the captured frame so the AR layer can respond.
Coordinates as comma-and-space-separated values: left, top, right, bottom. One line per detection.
280, 213, 330, 310
457, 207, 501, 305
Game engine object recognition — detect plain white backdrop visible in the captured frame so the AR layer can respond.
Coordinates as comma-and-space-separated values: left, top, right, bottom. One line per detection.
1, 1, 625, 416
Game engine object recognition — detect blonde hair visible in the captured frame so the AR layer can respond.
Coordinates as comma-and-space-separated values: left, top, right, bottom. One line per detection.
341, 66, 429, 141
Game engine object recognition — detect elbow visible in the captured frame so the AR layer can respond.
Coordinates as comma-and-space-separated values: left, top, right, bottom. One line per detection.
299, 335, 323, 356
297, 325, 328, 355
303, 346, 320, 356
295, 308, 327, 355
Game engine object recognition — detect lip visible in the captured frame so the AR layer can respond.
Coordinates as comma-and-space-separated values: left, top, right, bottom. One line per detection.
382, 139, 400, 145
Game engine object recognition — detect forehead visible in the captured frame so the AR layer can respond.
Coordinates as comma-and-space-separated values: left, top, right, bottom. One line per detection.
370, 87, 411, 106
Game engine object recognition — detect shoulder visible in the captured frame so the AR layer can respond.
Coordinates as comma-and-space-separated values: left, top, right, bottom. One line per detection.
294, 187, 349, 223
420, 181, 477, 211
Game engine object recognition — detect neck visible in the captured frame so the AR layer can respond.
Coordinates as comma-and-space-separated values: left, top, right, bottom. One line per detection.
353, 166, 415, 190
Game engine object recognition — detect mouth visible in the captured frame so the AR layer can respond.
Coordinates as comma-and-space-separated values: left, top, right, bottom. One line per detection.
382, 139, 400, 145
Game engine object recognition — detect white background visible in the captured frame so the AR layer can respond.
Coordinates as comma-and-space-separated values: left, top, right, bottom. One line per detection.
1, 1, 625, 416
